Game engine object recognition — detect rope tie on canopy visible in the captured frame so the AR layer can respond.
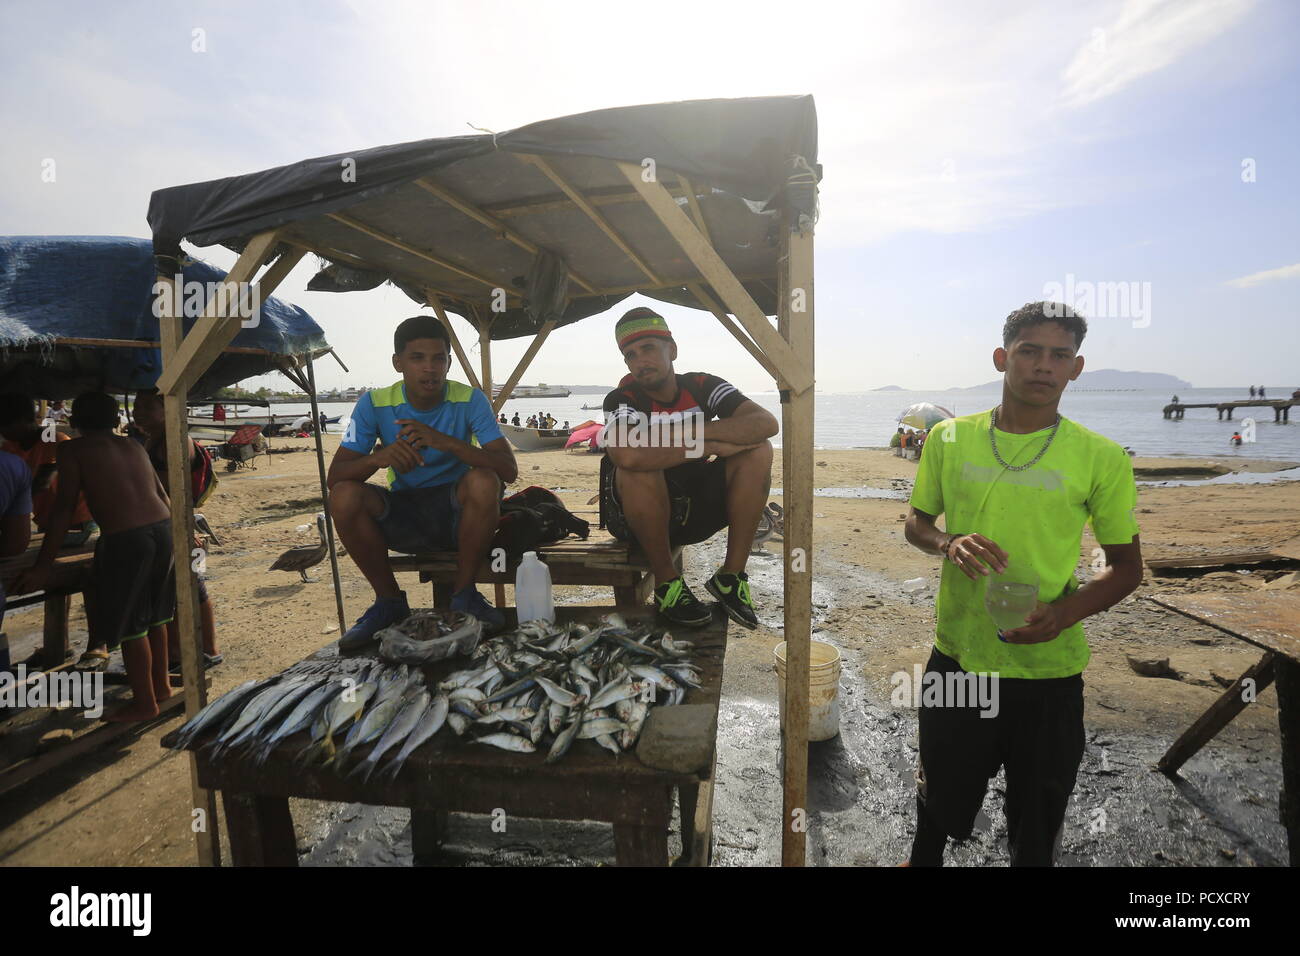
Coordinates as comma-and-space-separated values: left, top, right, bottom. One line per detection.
467, 122, 500, 150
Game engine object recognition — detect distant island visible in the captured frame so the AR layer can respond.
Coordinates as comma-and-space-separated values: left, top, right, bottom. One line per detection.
873, 385, 905, 391
960, 369, 1194, 391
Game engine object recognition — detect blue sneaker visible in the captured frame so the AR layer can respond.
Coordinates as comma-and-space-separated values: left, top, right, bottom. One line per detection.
450, 587, 505, 633
340, 592, 410, 652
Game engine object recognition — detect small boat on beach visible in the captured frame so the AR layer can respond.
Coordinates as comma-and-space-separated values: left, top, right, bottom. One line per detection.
500, 422, 571, 451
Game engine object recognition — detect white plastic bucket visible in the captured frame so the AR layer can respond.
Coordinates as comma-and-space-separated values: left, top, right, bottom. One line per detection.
773, 639, 842, 741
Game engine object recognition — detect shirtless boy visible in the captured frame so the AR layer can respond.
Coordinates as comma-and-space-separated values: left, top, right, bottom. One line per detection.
16, 393, 176, 721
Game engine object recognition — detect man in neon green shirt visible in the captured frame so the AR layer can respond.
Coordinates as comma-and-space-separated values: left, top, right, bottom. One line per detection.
903, 301, 1143, 866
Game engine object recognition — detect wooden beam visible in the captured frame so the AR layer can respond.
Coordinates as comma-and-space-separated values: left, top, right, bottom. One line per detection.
678, 174, 712, 246
159, 275, 221, 868
615, 162, 814, 395
778, 209, 815, 868
487, 183, 691, 220
426, 293, 481, 392
414, 178, 597, 293
516, 154, 665, 286
154, 231, 284, 396
687, 281, 778, 381
475, 306, 494, 395
305, 354, 347, 636
493, 320, 557, 412
327, 212, 511, 296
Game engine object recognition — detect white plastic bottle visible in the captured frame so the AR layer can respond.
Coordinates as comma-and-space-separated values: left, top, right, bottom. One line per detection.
515, 551, 555, 624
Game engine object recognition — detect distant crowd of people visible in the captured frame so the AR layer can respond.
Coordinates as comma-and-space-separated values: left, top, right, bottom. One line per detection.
497, 411, 569, 431
891, 426, 929, 460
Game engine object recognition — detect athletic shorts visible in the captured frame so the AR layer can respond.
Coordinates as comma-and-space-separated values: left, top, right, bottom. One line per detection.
376, 482, 461, 553
91, 519, 176, 649
916, 648, 1084, 865
605, 457, 729, 548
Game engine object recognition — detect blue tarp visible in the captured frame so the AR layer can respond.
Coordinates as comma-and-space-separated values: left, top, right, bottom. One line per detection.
0, 236, 328, 398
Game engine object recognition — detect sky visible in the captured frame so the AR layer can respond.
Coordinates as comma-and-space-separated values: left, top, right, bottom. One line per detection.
2, 0, 1297, 394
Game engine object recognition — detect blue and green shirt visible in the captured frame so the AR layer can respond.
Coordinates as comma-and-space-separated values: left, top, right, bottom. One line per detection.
341, 379, 503, 490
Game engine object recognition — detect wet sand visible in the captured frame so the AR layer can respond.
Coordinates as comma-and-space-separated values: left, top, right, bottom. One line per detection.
1, 439, 1296, 866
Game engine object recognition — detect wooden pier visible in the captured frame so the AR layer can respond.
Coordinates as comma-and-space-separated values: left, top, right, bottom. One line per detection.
1163, 399, 1294, 422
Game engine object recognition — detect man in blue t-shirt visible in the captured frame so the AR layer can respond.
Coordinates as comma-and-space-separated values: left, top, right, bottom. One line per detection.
328, 316, 517, 646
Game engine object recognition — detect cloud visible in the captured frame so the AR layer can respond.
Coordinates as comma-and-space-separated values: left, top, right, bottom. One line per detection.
1060, 0, 1254, 108
1224, 262, 1300, 288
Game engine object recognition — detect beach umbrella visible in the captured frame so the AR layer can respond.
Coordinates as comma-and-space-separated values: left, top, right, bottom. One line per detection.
897, 402, 954, 430
565, 420, 603, 449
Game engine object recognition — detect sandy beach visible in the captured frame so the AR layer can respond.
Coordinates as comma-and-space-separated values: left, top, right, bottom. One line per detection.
2, 439, 1297, 866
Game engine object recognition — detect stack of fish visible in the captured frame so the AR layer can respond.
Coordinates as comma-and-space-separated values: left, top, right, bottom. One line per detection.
167, 614, 701, 778
439, 613, 701, 762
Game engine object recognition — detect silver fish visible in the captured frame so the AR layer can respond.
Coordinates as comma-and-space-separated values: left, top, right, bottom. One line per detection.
474, 706, 535, 724
447, 712, 471, 736
352, 690, 431, 782
588, 678, 646, 710
529, 700, 549, 744
545, 707, 585, 763
449, 687, 486, 703
170, 678, 263, 749
475, 732, 536, 753
595, 733, 622, 755
377, 694, 449, 781
577, 717, 628, 739
628, 664, 679, 692
535, 675, 582, 707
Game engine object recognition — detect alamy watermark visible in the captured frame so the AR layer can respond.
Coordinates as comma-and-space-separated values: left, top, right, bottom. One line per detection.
1040, 273, 1151, 328
152, 275, 262, 328
1, 665, 104, 718
890, 663, 1000, 718
600, 407, 705, 458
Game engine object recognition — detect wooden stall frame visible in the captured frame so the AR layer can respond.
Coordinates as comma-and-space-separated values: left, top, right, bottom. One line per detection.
159, 145, 819, 866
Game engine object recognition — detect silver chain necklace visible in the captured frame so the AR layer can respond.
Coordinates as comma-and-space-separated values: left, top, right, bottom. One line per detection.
989, 405, 1061, 472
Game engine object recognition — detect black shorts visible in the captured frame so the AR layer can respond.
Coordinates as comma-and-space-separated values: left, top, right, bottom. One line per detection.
91, 519, 176, 649
605, 457, 729, 548
376, 482, 461, 553
916, 648, 1084, 864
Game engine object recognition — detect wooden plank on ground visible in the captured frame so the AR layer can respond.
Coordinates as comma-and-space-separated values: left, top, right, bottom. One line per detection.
1148, 592, 1300, 661
1158, 652, 1276, 775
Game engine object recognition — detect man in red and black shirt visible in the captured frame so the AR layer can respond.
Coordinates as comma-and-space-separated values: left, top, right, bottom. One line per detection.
601, 307, 777, 629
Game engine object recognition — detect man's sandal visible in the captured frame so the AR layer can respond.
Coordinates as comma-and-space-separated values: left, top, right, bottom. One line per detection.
74, 649, 111, 672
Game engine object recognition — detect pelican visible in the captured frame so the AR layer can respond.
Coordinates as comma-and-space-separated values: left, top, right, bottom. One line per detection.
270, 513, 328, 583
194, 513, 220, 546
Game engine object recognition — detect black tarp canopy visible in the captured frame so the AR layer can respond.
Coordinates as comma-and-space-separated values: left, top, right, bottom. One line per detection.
148, 96, 819, 340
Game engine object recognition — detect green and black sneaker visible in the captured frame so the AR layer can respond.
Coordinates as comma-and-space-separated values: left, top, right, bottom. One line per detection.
653, 577, 714, 628
706, 570, 758, 629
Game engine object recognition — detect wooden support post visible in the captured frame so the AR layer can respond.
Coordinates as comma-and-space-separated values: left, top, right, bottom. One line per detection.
1275, 657, 1300, 866
427, 293, 482, 392
492, 320, 557, 412
476, 307, 493, 396
777, 208, 815, 867
305, 356, 347, 636
223, 793, 298, 866
1158, 652, 1276, 775
158, 274, 221, 868
616, 162, 813, 395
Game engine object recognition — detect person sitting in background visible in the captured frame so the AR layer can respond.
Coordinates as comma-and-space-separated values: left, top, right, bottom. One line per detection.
15, 393, 176, 722
511, 413, 521, 426
891, 426, 904, 456
0, 392, 97, 545
128, 389, 222, 670
499, 413, 508, 424
0, 448, 34, 641
48, 400, 69, 423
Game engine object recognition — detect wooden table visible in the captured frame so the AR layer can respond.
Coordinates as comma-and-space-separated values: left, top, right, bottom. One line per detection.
390, 533, 681, 609
1148, 591, 1300, 865
0, 535, 96, 668
160, 606, 726, 867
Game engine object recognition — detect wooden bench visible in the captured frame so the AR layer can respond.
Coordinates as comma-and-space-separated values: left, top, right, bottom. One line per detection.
388, 532, 681, 609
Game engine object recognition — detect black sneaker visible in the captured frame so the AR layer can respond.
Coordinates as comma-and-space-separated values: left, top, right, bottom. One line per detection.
705, 570, 758, 629
340, 592, 410, 652
653, 577, 714, 628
